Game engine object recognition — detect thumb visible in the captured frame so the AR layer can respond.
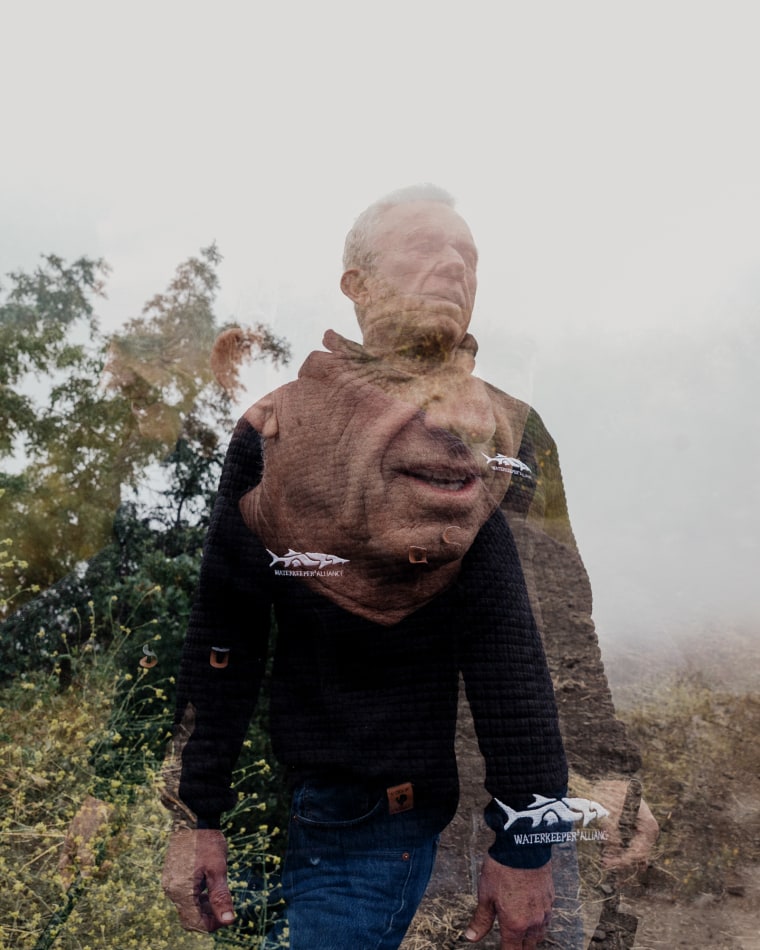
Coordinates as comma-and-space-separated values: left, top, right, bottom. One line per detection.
206, 866, 235, 926
465, 899, 496, 943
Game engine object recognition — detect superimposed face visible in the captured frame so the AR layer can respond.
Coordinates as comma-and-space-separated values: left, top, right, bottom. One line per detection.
340, 350, 520, 567
339, 394, 483, 565
246, 338, 521, 574
348, 201, 479, 357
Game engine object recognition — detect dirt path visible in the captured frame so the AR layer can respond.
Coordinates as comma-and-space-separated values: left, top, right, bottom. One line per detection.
628, 864, 760, 950
402, 669, 760, 950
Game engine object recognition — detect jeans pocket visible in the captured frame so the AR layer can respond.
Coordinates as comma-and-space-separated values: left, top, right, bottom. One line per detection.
292, 781, 386, 828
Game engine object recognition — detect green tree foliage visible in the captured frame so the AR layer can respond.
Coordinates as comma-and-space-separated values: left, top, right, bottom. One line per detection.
0, 501, 204, 681
0, 255, 108, 454
0, 245, 289, 607
0, 255, 115, 591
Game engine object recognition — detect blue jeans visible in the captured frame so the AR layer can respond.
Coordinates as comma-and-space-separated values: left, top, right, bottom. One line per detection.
272, 781, 441, 950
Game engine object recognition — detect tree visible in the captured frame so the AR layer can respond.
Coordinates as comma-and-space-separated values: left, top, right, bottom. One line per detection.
0, 255, 108, 455
0, 254, 118, 595
0, 244, 290, 613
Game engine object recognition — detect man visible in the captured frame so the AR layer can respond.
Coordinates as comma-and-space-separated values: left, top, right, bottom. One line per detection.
162, 186, 654, 948
338, 186, 657, 939
341, 184, 654, 836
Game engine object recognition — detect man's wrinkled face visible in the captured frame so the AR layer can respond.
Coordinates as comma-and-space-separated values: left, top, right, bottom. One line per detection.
338, 378, 493, 565
246, 337, 519, 576
355, 202, 479, 356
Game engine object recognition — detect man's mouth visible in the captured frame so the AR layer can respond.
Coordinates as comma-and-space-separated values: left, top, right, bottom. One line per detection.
401, 468, 478, 493
424, 290, 466, 309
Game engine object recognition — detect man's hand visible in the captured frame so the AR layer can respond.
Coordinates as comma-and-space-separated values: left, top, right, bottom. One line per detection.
465, 856, 554, 949
592, 779, 659, 874
161, 826, 235, 932
58, 795, 114, 889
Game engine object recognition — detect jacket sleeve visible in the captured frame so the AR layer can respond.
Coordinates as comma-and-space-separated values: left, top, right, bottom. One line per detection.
458, 510, 570, 868
502, 407, 642, 778
170, 418, 274, 826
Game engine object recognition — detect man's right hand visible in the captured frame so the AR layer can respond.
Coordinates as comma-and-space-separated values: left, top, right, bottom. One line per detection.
465, 855, 554, 949
161, 827, 235, 932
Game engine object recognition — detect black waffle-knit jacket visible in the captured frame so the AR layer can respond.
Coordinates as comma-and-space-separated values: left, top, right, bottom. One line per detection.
173, 416, 569, 868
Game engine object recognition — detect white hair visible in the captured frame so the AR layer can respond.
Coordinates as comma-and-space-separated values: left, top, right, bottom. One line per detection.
342, 183, 457, 272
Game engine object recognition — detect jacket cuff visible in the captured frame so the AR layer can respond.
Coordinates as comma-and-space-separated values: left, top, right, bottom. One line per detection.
484, 790, 572, 869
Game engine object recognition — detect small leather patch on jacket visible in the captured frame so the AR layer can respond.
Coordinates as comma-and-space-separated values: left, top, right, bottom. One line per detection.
387, 782, 414, 815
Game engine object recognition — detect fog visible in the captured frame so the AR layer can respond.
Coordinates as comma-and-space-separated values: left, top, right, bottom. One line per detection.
533, 314, 759, 647
2, 1, 759, 664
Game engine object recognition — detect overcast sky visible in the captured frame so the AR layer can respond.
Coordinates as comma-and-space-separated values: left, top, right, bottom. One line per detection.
2, 1, 759, 668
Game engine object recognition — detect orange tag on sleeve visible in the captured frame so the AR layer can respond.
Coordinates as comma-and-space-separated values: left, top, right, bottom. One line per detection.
210, 647, 230, 669
387, 782, 414, 815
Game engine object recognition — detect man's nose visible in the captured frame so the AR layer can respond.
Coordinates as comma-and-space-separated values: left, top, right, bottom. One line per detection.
422, 375, 496, 447
435, 244, 467, 277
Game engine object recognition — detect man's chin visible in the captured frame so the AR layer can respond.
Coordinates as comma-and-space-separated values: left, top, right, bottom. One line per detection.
361, 300, 470, 357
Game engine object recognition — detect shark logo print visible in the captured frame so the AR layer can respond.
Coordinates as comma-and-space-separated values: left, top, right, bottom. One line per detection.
495, 794, 610, 831
481, 453, 533, 478
266, 548, 349, 577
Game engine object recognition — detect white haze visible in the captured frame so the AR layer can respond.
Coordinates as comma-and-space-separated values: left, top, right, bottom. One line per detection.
1, 1, 759, 673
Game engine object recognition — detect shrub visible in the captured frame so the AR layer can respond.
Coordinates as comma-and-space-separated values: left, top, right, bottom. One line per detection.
0, 583, 287, 948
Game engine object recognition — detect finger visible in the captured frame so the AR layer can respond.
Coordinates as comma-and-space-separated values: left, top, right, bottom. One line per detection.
497, 904, 551, 948
167, 888, 210, 933
602, 827, 654, 870
603, 796, 660, 870
162, 866, 208, 932
497, 931, 524, 950
519, 927, 545, 950
206, 866, 235, 927
190, 870, 225, 932
496, 924, 545, 949
199, 891, 226, 932
171, 889, 208, 932
465, 900, 496, 942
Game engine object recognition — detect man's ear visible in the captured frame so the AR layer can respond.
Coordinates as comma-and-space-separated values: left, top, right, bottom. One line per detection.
244, 394, 279, 438
340, 268, 369, 305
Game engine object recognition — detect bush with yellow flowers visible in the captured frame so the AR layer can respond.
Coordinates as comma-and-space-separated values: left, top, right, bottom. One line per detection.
0, 557, 287, 948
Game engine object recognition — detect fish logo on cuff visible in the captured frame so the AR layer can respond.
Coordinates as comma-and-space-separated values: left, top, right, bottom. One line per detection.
495, 794, 610, 831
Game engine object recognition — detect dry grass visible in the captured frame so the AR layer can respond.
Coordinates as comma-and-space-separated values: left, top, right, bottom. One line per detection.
400, 894, 474, 949
401, 671, 760, 948
622, 673, 760, 899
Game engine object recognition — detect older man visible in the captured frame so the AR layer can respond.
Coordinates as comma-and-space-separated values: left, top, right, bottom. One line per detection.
162, 186, 652, 949
340, 188, 655, 794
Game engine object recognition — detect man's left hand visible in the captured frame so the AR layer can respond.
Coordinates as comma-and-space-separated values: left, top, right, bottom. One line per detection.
592, 779, 659, 874
465, 855, 554, 949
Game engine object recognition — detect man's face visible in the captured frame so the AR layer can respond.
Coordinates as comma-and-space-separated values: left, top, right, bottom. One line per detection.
355, 202, 479, 356
245, 340, 520, 575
